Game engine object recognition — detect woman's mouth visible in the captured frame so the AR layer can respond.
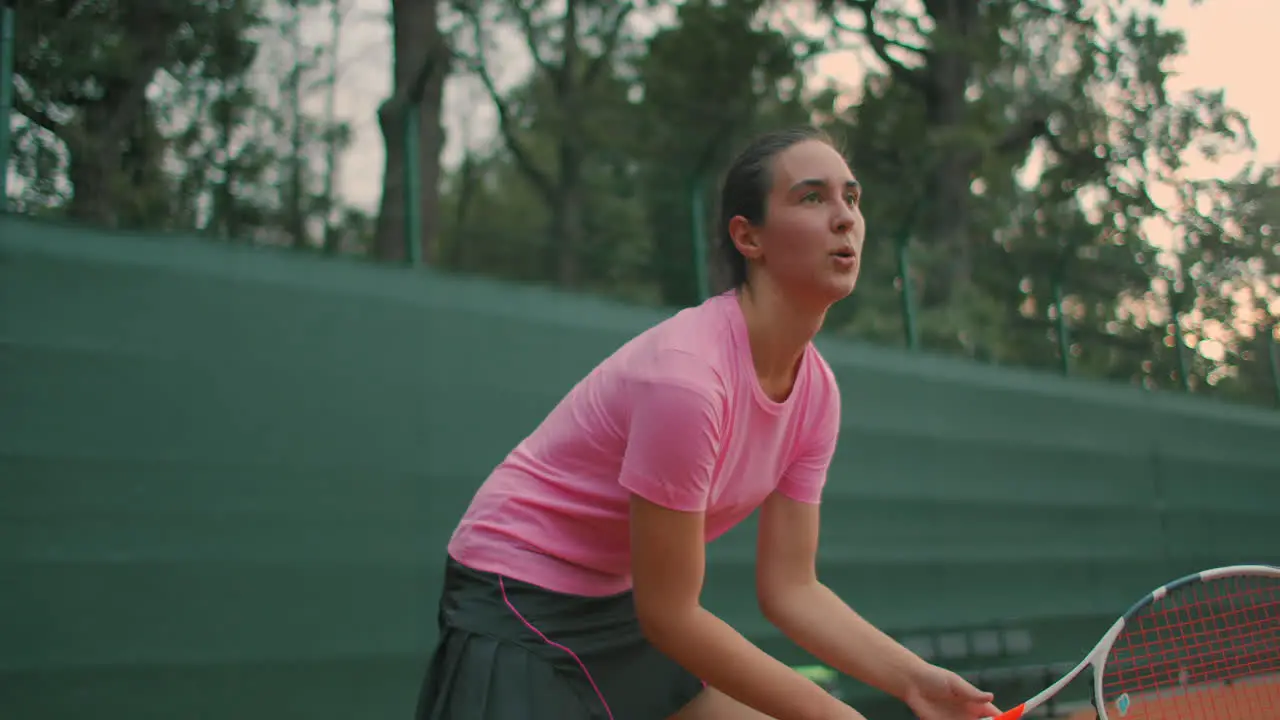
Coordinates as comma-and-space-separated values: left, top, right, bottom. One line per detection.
830, 249, 857, 271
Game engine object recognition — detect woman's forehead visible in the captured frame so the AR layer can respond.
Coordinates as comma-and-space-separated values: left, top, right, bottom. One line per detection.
771, 141, 855, 188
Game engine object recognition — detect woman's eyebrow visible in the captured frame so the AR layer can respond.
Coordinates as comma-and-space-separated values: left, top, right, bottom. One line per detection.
788, 178, 861, 192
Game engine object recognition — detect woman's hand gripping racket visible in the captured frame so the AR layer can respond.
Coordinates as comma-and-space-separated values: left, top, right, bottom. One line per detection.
984, 564, 1280, 720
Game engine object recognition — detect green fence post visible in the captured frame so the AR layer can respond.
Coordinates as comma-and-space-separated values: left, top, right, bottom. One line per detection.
1052, 276, 1069, 376
403, 103, 422, 266
381, 46, 442, 268
895, 232, 918, 351
893, 195, 925, 351
896, 228, 916, 348
0, 0, 16, 213
1052, 233, 1086, 376
1268, 323, 1280, 408
690, 175, 709, 302
1171, 285, 1190, 393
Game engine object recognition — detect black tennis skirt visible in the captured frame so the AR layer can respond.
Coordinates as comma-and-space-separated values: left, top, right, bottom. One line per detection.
415, 556, 706, 720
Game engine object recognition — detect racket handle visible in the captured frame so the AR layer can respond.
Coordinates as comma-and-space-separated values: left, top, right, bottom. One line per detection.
981, 703, 1026, 720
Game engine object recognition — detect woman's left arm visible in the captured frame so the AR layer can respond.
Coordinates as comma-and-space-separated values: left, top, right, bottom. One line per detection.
757, 371, 928, 695
755, 493, 1001, 718
754, 493, 928, 700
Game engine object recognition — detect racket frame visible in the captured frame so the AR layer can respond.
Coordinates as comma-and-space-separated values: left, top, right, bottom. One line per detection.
984, 563, 1280, 720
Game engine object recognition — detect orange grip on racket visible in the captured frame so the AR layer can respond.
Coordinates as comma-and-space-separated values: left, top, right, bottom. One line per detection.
992, 703, 1025, 720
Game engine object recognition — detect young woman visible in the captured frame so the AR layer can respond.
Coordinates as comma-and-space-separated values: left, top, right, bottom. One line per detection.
416, 127, 1002, 720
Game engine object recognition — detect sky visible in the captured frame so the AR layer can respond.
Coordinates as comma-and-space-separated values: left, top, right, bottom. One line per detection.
322, 0, 1280, 213
1152, 0, 1279, 177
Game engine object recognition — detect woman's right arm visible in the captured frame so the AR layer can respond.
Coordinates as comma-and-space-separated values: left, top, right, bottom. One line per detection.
630, 494, 860, 720
615, 352, 858, 720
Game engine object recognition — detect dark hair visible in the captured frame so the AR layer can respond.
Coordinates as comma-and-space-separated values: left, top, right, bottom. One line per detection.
717, 126, 838, 288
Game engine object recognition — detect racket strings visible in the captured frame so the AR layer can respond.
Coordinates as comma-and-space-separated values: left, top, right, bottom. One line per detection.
1099, 575, 1280, 719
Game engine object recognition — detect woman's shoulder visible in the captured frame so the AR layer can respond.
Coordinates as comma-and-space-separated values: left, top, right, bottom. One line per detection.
797, 344, 841, 414
805, 344, 839, 388
617, 295, 738, 389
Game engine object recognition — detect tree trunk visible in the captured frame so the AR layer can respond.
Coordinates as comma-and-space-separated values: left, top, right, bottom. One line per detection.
552, 156, 583, 286
374, 0, 447, 264
919, 0, 980, 306
66, 137, 116, 226
64, 76, 161, 227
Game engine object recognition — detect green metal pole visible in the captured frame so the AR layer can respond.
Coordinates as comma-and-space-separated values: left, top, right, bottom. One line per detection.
896, 237, 918, 351
1053, 277, 1069, 376
1267, 324, 1280, 408
690, 177, 709, 302
403, 103, 423, 267
0, 0, 16, 213
1171, 295, 1189, 393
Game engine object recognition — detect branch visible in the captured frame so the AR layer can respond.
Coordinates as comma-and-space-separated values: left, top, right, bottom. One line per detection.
13, 94, 65, 139
555, 0, 579, 101
456, 8, 556, 205
844, 0, 929, 92
833, 14, 926, 55
772, 13, 840, 62
583, 1, 634, 88
508, 0, 555, 76
900, 6, 933, 40
381, 42, 449, 118
1021, 0, 1089, 25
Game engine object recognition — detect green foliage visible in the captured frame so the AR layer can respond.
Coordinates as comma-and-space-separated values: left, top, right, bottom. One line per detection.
9, 0, 364, 248
630, 0, 814, 306
804, 0, 1278, 405
7, 0, 1278, 408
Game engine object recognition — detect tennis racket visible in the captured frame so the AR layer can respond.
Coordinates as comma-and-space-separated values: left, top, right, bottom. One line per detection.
983, 564, 1280, 720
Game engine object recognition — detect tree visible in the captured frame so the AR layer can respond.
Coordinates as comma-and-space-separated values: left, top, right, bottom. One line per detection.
632, 0, 815, 306
374, 0, 450, 264
450, 0, 639, 286
812, 0, 1269, 402
12, 0, 262, 226
11, 0, 364, 251
1164, 164, 1280, 402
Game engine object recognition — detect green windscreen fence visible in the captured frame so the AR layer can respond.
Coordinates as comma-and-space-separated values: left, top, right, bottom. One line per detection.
3, 215, 1278, 719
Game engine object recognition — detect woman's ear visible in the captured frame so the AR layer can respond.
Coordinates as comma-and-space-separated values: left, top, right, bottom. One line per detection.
728, 216, 764, 261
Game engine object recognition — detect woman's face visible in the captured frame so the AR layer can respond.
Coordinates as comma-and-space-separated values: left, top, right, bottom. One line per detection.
730, 140, 865, 309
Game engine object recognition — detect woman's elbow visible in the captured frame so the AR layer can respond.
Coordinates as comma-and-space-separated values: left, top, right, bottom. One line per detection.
757, 590, 789, 628
757, 576, 816, 628
635, 593, 694, 647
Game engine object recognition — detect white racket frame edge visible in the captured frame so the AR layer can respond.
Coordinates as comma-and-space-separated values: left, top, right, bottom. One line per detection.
980, 563, 1280, 720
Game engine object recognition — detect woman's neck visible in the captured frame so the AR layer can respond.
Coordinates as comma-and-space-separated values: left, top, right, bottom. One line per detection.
736, 280, 827, 396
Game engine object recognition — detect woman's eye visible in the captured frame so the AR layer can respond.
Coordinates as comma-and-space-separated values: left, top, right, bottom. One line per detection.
803, 192, 822, 203
845, 194, 859, 206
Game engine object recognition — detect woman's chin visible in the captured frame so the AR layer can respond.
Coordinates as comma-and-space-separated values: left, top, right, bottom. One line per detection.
817, 273, 859, 304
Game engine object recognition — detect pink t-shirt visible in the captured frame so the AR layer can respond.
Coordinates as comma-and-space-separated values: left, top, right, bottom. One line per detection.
447, 290, 842, 596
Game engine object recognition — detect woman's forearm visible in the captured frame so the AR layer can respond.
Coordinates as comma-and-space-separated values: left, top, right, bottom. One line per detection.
762, 580, 932, 701
641, 605, 861, 720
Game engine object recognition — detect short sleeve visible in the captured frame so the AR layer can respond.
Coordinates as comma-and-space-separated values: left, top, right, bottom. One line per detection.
775, 373, 841, 505
616, 352, 726, 513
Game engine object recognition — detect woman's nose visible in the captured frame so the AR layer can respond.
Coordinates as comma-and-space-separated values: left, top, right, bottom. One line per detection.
833, 205, 858, 235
